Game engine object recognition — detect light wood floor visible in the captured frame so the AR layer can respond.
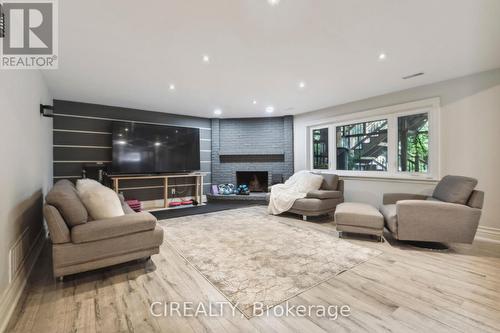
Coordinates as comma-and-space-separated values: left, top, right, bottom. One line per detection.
7, 209, 500, 333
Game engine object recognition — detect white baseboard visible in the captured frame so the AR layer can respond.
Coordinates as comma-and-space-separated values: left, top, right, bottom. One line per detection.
475, 225, 500, 244
0, 230, 45, 333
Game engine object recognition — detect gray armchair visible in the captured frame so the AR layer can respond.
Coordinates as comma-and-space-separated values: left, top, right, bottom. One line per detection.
288, 174, 344, 220
380, 175, 484, 244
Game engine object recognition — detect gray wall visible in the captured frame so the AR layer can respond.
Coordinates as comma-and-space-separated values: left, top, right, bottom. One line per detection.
53, 100, 212, 201
211, 116, 294, 186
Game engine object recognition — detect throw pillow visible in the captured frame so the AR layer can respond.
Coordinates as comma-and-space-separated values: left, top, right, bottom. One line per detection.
313, 173, 339, 190
295, 171, 324, 193
76, 179, 124, 220
432, 175, 478, 205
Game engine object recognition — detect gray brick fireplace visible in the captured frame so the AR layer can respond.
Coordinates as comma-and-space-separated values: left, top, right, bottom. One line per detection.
211, 116, 294, 191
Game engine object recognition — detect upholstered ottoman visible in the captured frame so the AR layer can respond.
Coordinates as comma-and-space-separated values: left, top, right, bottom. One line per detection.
334, 203, 384, 241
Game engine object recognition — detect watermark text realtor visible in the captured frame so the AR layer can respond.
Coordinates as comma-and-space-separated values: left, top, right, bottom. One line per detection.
0, 0, 58, 69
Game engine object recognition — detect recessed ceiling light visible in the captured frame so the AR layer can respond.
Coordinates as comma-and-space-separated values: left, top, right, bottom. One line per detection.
298, 81, 306, 89
268, 0, 280, 6
117, 140, 127, 145
214, 109, 222, 115
169, 84, 175, 90
124, 128, 129, 132
265, 106, 275, 113
378, 52, 387, 61
252, 100, 258, 105
154, 142, 161, 146
202, 55, 210, 63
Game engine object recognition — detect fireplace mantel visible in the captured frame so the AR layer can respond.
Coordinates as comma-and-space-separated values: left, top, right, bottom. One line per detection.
219, 154, 284, 163
218, 149, 284, 155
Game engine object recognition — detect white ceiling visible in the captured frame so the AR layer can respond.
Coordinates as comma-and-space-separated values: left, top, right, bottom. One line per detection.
42, 0, 500, 118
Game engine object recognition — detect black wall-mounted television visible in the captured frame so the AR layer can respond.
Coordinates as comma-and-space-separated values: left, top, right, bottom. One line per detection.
112, 122, 200, 174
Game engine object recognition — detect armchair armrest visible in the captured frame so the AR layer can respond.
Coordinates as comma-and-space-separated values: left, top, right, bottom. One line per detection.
306, 190, 343, 200
337, 179, 344, 193
396, 200, 481, 243
383, 193, 428, 205
71, 212, 157, 244
44, 205, 71, 244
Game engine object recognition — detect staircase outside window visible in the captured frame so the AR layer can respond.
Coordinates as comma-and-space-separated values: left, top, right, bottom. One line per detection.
336, 119, 388, 171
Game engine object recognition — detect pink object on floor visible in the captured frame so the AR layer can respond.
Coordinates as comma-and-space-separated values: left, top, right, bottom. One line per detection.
125, 199, 142, 212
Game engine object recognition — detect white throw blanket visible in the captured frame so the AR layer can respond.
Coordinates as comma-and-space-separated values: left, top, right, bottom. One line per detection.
268, 170, 324, 215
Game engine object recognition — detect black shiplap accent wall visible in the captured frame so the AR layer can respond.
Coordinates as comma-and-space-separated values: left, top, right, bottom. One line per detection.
53, 100, 212, 201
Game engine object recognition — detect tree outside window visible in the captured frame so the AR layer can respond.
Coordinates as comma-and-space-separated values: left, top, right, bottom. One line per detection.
312, 128, 329, 169
398, 113, 429, 173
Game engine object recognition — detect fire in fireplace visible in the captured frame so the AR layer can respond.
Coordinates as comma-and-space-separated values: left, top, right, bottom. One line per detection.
236, 171, 269, 192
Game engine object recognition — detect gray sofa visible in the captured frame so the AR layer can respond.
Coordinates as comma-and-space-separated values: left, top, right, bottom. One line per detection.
43, 180, 164, 279
269, 173, 344, 220
380, 175, 484, 243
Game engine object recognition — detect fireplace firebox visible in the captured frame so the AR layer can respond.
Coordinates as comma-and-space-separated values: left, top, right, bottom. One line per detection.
236, 171, 269, 192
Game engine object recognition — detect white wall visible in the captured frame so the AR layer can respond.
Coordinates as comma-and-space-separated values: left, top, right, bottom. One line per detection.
294, 68, 500, 231
0, 71, 52, 325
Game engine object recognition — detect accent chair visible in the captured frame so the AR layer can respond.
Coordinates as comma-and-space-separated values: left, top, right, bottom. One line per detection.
274, 173, 344, 220
380, 175, 484, 244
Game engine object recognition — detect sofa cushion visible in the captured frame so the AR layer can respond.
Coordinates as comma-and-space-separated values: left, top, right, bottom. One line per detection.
77, 179, 124, 220
320, 174, 339, 190
71, 212, 157, 243
380, 204, 397, 234
46, 180, 88, 227
306, 190, 342, 199
291, 198, 340, 212
432, 175, 477, 205
55, 226, 164, 268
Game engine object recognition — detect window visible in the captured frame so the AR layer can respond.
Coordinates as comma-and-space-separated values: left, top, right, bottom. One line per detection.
336, 119, 388, 171
312, 128, 329, 169
398, 113, 429, 173
308, 98, 439, 179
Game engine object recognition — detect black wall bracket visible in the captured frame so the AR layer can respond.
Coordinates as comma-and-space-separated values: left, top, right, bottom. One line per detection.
0, 4, 5, 39
40, 104, 54, 118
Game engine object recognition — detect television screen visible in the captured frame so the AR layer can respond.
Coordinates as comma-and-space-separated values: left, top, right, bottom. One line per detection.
112, 122, 200, 174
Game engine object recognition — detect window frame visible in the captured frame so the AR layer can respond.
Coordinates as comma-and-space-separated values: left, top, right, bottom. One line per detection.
308, 98, 440, 180
311, 126, 331, 170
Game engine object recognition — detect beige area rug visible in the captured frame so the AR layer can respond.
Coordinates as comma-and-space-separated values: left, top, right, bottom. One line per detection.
160, 206, 381, 318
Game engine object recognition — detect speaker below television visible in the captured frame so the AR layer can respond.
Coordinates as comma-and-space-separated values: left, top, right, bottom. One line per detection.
82, 163, 108, 183
111, 122, 200, 174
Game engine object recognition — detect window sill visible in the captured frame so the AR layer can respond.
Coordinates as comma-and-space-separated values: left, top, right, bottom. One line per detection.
312, 170, 439, 184
340, 175, 438, 185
